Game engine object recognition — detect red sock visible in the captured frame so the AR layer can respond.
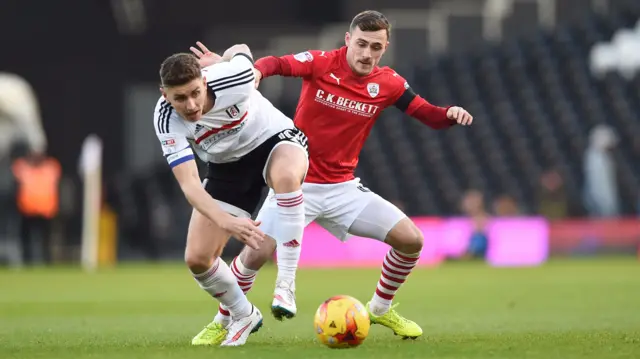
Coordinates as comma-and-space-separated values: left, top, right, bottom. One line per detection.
369, 249, 420, 315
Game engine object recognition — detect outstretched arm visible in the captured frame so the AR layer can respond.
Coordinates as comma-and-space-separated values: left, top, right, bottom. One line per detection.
391, 74, 473, 128
153, 101, 263, 249
401, 93, 472, 129
171, 159, 264, 250
254, 50, 330, 80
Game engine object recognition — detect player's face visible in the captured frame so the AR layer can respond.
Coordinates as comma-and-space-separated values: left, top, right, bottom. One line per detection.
161, 78, 208, 122
345, 28, 388, 76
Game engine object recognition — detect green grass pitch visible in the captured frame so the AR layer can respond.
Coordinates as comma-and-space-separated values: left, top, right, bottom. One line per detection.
1, 258, 639, 358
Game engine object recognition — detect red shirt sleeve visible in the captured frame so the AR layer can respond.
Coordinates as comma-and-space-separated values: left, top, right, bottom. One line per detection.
254, 50, 331, 80
386, 70, 412, 105
386, 70, 455, 130
406, 96, 455, 129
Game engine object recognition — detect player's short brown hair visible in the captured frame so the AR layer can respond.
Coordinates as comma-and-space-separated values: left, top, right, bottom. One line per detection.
349, 10, 391, 39
159, 53, 201, 87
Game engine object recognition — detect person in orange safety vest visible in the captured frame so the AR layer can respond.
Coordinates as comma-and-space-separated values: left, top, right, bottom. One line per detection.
12, 153, 61, 264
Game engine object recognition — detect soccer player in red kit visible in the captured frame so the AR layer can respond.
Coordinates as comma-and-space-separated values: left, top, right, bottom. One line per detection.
190, 10, 472, 339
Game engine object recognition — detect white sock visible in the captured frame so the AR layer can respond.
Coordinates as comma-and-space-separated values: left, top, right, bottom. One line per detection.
273, 190, 304, 282
192, 258, 252, 319
217, 256, 258, 321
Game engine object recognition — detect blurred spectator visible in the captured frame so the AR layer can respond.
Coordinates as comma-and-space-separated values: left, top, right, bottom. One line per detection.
583, 125, 620, 217
460, 190, 489, 259
0, 73, 48, 265
0, 72, 47, 157
0, 143, 21, 266
54, 174, 82, 261
12, 152, 61, 264
536, 169, 569, 220
493, 193, 521, 217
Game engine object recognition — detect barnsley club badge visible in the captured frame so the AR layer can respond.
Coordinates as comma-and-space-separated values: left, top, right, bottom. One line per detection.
367, 83, 380, 98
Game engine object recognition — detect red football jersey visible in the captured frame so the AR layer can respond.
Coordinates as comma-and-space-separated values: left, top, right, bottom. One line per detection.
269, 47, 412, 183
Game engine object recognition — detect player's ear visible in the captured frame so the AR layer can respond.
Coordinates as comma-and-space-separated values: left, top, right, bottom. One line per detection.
344, 32, 350, 46
160, 87, 167, 98
382, 41, 390, 54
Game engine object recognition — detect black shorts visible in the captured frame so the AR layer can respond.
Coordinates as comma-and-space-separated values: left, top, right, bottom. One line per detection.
203, 128, 308, 218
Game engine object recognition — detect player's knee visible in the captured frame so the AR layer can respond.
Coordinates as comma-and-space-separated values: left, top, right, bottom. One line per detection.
267, 144, 307, 192
270, 168, 303, 193
184, 251, 216, 274
387, 220, 424, 254
405, 227, 424, 254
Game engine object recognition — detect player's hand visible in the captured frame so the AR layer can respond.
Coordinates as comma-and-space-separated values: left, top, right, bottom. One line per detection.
253, 68, 262, 89
219, 216, 265, 250
189, 41, 223, 67
447, 106, 473, 126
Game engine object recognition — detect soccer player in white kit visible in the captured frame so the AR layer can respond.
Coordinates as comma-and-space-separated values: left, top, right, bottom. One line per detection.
154, 44, 309, 346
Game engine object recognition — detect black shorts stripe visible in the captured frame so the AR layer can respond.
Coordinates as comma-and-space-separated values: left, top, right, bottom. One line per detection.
207, 68, 253, 86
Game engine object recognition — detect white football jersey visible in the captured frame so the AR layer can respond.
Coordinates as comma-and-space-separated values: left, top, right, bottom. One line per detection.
153, 54, 293, 167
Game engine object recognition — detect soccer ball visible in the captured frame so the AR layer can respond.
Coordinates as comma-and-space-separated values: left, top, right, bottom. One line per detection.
313, 295, 371, 348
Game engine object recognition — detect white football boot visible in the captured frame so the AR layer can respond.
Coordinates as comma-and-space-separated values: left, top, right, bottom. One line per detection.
220, 305, 263, 347
271, 278, 297, 320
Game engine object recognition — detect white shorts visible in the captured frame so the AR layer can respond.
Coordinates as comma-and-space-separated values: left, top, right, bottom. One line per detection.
260, 178, 407, 242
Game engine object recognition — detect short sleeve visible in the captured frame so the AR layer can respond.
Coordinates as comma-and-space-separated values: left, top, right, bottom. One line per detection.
285, 49, 335, 79
153, 98, 194, 168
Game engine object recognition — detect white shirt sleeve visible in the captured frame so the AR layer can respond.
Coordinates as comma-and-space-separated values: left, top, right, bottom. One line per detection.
202, 53, 255, 105
153, 98, 194, 168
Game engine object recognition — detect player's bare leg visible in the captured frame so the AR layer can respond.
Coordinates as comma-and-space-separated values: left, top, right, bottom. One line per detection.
368, 218, 424, 339
217, 142, 308, 321
186, 209, 263, 346
347, 198, 424, 339
262, 142, 308, 320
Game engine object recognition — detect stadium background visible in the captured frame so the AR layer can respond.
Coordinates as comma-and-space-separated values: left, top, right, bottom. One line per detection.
1, 0, 638, 266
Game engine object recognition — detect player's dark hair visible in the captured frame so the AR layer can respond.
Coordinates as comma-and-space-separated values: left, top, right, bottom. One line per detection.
349, 10, 391, 39
159, 53, 202, 87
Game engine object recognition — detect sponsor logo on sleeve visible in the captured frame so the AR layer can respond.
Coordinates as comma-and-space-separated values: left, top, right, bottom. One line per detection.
294, 51, 314, 63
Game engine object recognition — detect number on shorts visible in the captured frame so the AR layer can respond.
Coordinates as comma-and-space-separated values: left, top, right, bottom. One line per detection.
278, 128, 308, 151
